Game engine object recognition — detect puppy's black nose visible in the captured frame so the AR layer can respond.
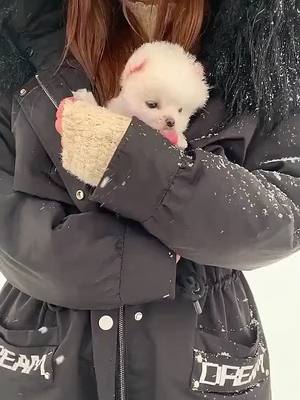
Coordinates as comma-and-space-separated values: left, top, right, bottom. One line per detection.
166, 117, 175, 128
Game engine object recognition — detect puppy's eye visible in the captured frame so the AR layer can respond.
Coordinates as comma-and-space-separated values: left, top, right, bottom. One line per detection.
146, 101, 159, 109
178, 108, 183, 113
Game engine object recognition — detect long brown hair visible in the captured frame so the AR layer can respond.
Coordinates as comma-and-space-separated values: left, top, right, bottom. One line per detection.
66, 0, 207, 104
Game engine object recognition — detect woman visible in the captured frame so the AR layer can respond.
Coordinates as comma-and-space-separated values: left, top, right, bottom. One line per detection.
0, 0, 299, 399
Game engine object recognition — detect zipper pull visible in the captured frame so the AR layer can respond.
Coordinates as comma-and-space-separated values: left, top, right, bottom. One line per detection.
193, 300, 203, 315
183, 276, 205, 315
191, 281, 204, 315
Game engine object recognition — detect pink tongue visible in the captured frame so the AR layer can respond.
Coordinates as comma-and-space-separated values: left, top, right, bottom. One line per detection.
162, 131, 178, 145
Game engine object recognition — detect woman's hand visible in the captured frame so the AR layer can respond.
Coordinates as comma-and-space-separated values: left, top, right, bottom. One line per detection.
55, 97, 74, 135
55, 97, 132, 186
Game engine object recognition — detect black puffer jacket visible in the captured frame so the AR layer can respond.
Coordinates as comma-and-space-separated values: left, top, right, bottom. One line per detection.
0, 1, 299, 399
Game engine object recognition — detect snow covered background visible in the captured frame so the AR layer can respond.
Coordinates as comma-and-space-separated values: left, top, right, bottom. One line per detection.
1, 254, 299, 399
245, 253, 300, 400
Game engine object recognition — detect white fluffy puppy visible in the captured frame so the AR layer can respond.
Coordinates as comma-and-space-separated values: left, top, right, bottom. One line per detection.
74, 42, 209, 148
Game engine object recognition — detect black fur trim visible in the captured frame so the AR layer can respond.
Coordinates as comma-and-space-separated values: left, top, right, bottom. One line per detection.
0, 0, 35, 96
203, 0, 300, 125
0, 32, 35, 96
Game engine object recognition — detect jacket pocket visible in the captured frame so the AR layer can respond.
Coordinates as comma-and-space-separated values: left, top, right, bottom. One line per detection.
191, 324, 270, 396
0, 322, 58, 398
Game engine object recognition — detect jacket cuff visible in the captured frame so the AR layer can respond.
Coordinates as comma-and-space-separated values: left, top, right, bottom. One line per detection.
90, 118, 182, 221
120, 223, 177, 304
61, 100, 131, 186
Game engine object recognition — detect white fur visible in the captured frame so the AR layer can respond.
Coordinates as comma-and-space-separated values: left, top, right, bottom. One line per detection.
72, 89, 97, 105
74, 42, 210, 149
107, 42, 210, 148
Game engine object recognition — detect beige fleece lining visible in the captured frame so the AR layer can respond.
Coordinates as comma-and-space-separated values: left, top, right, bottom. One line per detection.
61, 100, 131, 186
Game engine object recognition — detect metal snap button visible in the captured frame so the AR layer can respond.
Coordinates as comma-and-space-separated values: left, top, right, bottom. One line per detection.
20, 88, 27, 96
75, 189, 85, 201
98, 316, 114, 331
135, 312, 143, 321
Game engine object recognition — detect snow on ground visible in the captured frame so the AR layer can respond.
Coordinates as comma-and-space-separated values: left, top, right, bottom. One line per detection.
246, 253, 300, 400
0, 253, 299, 399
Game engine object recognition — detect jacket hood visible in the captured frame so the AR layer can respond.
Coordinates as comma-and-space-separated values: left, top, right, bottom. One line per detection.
0, 0, 299, 126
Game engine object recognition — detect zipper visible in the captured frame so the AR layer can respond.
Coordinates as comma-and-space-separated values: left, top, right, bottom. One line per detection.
119, 306, 126, 400
35, 74, 59, 109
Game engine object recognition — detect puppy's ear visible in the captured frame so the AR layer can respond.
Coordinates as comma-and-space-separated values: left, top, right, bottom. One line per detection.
121, 57, 147, 84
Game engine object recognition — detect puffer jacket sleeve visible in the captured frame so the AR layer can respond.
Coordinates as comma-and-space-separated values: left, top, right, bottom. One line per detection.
0, 95, 176, 309
91, 113, 300, 270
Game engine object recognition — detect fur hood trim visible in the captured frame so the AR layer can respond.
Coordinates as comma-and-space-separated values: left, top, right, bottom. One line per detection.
0, 0, 34, 96
0, 0, 63, 97
203, 0, 300, 124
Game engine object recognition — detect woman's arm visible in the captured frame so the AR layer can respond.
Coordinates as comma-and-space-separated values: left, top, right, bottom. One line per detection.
0, 96, 176, 309
59, 100, 300, 270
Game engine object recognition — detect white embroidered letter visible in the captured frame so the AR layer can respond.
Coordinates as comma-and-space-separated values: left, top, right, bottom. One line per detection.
219, 365, 240, 387
199, 362, 221, 385
0, 349, 17, 370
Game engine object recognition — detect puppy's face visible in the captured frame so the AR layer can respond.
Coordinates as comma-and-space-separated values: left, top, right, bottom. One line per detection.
122, 85, 191, 134
120, 57, 208, 135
